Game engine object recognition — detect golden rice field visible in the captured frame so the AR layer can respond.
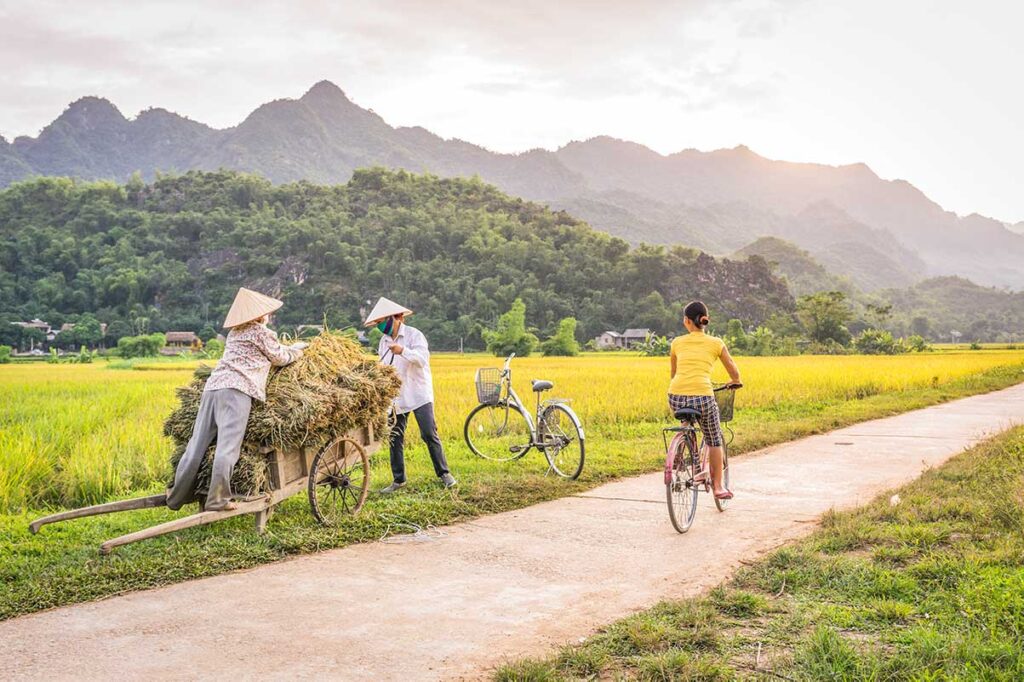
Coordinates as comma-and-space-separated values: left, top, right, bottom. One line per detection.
3, 350, 1024, 514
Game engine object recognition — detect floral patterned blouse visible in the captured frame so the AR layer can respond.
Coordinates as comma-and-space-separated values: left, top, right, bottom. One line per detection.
204, 323, 303, 402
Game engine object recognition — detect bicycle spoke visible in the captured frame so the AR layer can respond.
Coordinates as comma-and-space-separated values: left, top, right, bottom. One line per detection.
666, 436, 699, 533
540, 405, 584, 479
465, 402, 531, 461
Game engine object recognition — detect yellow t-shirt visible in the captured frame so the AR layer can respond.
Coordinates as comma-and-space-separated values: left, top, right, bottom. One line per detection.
668, 332, 725, 397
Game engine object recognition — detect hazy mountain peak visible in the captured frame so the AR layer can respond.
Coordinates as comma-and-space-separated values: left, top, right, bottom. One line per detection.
836, 161, 877, 178
709, 144, 762, 160
397, 124, 441, 140
571, 136, 661, 154
558, 136, 665, 166
578, 135, 641, 147
136, 106, 183, 120
301, 80, 351, 104
59, 96, 127, 127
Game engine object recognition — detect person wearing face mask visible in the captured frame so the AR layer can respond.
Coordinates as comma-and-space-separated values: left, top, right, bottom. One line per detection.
364, 297, 456, 492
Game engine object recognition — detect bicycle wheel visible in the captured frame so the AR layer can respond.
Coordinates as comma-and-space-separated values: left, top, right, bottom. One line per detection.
464, 401, 532, 461
714, 440, 731, 512
539, 403, 585, 479
666, 433, 699, 533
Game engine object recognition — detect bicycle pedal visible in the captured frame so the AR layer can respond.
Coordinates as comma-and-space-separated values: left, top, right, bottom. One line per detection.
509, 445, 524, 453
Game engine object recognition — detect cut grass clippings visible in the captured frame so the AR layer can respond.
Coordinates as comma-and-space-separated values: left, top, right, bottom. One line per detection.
494, 426, 1024, 681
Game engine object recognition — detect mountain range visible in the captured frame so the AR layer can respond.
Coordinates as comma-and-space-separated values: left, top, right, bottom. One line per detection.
2, 80, 1022, 290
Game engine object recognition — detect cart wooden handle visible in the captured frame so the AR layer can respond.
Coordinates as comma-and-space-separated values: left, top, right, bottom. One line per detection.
29, 494, 168, 534
99, 497, 269, 555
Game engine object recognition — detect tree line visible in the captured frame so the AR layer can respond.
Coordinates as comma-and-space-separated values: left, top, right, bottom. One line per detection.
0, 169, 794, 350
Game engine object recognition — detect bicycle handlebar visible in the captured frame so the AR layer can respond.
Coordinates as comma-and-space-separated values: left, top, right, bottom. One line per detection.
503, 353, 515, 372
714, 382, 743, 390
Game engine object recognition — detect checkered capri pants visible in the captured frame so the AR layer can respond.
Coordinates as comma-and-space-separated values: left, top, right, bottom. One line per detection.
668, 393, 724, 447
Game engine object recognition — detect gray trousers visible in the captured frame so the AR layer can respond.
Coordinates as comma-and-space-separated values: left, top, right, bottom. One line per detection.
166, 388, 252, 511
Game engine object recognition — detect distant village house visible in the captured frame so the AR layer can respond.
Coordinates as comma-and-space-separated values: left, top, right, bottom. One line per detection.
12, 319, 56, 347
594, 328, 651, 350
162, 331, 202, 355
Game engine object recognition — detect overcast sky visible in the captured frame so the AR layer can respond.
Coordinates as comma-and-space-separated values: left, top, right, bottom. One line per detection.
2, 0, 1021, 222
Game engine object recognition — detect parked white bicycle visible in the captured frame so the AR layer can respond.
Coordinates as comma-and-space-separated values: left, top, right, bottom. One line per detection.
463, 353, 585, 479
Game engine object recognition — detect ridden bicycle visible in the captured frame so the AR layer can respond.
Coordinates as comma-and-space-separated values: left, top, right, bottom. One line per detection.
464, 353, 585, 479
664, 382, 741, 533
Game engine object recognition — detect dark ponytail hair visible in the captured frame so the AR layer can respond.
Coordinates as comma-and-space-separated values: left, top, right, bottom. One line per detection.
684, 300, 710, 329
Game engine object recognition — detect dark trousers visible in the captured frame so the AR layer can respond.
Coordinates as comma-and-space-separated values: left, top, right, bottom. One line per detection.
389, 402, 450, 483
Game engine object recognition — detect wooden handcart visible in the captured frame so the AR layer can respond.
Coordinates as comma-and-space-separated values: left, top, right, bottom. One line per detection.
29, 425, 380, 554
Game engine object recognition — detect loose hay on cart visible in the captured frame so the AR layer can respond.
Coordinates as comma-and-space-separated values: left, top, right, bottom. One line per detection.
164, 331, 401, 499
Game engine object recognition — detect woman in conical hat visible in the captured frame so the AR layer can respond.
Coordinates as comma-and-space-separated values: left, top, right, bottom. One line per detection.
167, 288, 307, 511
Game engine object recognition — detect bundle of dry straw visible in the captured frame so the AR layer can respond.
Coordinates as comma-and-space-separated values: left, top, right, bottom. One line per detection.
164, 331, 400, 498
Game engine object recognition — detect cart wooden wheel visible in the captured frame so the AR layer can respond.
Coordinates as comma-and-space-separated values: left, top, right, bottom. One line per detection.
308, 436, 370, 525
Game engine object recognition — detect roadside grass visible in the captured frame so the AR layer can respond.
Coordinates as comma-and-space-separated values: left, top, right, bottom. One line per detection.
494, 426, 1024, 681
1, 354, 1023, 620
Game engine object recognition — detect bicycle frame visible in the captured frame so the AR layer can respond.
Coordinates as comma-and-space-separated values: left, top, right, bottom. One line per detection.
496, 353, 583, 451
662, 421, 734, 486
663, 426, 696, 485
495, 354, 536, 444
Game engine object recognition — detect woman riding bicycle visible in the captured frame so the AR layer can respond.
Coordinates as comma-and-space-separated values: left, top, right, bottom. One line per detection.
668, 301, 742, 500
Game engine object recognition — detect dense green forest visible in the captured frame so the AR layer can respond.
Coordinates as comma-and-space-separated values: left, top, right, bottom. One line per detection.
0, 169, 794, 349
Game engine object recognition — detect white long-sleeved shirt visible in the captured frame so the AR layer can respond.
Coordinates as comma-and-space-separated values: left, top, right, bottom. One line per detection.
377, 323, 434, 414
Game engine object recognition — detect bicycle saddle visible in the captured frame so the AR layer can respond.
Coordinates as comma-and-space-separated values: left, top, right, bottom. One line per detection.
531, 379, 554, 392
674, 407, 701, 422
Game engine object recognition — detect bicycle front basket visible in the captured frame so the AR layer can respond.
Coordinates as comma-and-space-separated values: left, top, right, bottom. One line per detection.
713, 384, 736, 423
475, 368, 502, 405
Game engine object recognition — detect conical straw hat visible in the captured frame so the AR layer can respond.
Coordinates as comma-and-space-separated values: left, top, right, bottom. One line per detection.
363, 297, 413, 327
223, 288, 284, 328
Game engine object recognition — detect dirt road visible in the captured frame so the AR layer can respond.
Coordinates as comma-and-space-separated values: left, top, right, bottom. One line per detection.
4, 383, 1024, 681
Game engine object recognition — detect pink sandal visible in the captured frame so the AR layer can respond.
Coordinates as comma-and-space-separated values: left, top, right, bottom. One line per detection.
714, 489, 734, 501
